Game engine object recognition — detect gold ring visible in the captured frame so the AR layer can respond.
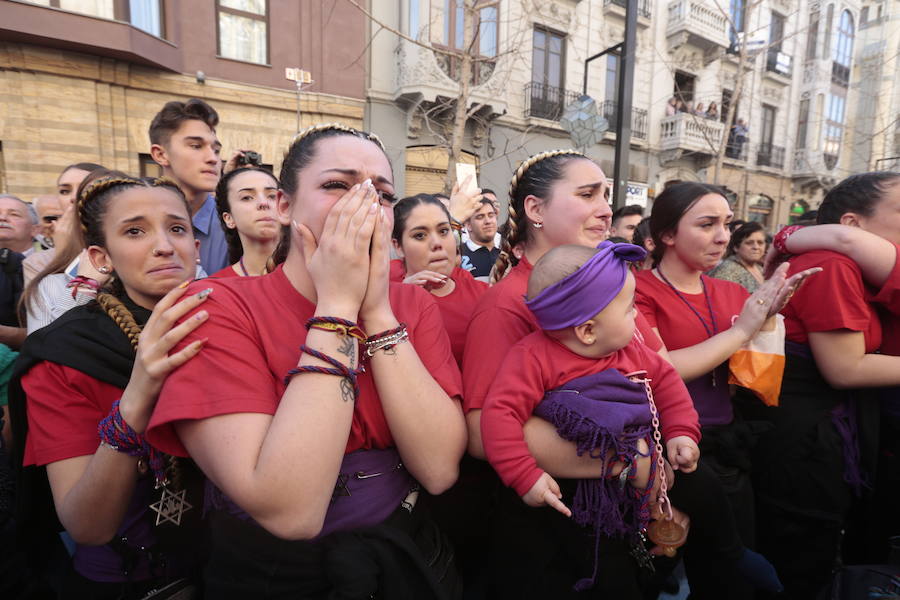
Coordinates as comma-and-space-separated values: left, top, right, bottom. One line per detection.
756, 299, 765, 305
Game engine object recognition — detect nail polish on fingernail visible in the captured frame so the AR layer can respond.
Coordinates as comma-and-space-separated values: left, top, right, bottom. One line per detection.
195, 310, 208, 320
197, 288, 213, 300
178, 280, 191, 289
363, 178, 372, 188
369, 201, 378, 213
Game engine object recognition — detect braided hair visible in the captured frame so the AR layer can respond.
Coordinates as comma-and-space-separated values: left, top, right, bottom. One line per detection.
79, 172, 191, 491
491, 150, 587, 283
280, 123, 386, 198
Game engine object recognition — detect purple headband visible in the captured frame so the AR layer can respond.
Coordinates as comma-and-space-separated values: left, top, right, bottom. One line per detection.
525, 241, 647, 330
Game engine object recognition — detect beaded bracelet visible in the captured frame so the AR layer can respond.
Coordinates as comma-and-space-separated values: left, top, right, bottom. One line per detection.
66, 276, 100, 299
773, 225, 804, 255
306, 316, 366, 342
98, 398, 166, 482
285, 344, 365, 400
365, 325, 409, 357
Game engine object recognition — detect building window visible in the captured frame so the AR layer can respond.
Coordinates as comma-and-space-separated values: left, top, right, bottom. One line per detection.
408, 0, 421, 38
860, 6, 869, 25
823, 93, 846, 169
435, 0, 499, 83
139, 153, 163, 178
527, 26, 567, 120
796, 98, 809, 149
823, 4, 834, 60
23, 0, 164, 36
605, 53, 619, 103
769, 11, 785, 52
806, 10, 819, 61
729, 0, 745, 46
217, 0, 268, 65
833, 10, 855, 66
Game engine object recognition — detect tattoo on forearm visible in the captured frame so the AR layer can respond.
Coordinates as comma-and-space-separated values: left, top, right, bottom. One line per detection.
340, 377, 355, 403
337, 336, 355, 367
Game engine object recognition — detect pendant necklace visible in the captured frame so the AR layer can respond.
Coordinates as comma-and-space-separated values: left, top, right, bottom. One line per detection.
656, 266, 720, 386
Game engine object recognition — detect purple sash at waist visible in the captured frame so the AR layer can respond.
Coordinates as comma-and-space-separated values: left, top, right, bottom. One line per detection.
205, 447, 415, 538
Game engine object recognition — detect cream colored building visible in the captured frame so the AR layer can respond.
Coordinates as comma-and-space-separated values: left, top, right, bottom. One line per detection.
365, 0, 878, 230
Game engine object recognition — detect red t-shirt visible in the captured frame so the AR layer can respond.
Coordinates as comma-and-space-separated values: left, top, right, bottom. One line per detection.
482, 332, 700, 496
462, 258, 662, 413
22, 362, 121, 466
781, 250, 881, 353
146, 266, 462, 456
433, 267, 487, 366
635, 270, 748, 425
635, 270, 748, 351
389, 259, 405, 283
871, 244, 900, 355
210, 265, 240, 278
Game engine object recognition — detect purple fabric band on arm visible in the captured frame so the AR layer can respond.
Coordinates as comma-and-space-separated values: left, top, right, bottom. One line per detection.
524, 241, 647, 330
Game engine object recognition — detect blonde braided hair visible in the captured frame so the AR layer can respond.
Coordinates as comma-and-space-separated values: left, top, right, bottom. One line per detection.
289, 122, 385, 153
491, 149, 586, 283
95, 292, 142, 350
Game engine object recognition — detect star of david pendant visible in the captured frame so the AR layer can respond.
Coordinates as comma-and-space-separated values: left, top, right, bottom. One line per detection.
149, 486, 193, 526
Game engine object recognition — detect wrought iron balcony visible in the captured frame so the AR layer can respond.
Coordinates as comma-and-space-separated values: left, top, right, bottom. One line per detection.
756, 143, 786, 168
604, 0, 653, 19
600, 100, 648, 140
660, 112, 724, 154
666, 0, 730, 52
524, 82, 580, 121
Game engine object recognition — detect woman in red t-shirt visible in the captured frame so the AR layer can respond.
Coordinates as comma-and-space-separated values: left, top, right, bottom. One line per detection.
635, 181, 814, 598
211, 167, 281, 278
390, 193, 487, 366
754, 172, 900, 597
145, 124, 467, 598
13, 172, 211, 597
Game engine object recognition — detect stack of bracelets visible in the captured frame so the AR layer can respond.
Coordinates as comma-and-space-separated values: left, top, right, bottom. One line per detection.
282, 318, 409, 402
773, 224, 804, 255
66, 276, 101, 299
98, 398, 166, 483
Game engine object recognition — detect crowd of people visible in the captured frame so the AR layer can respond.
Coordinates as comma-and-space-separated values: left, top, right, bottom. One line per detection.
0, 97, 896, 600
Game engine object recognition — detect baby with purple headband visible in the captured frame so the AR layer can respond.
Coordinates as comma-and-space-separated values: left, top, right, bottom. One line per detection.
481, 242, 701, 589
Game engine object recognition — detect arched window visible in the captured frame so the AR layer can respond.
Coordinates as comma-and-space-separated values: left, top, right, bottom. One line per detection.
834, 10, 855, 66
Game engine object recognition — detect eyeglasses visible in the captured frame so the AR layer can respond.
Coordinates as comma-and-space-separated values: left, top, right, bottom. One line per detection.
42, 215, 60, 224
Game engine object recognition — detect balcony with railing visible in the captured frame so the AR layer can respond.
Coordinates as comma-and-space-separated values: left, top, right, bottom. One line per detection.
757, 143, 786, 168
603, 0, 653, 23
600, 100, 648, 140
524, 82, 580, 121
765, 49, 793, 80
660, 112, 724, 154
666, 0, 730, 53
792, 148, 827, 177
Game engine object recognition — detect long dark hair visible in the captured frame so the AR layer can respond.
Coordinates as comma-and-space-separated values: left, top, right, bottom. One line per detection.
492, 150, 587, 282
391, 194, 452, 241
214, 167, 280, 264
649, 182, 728, 265
817, 172, 900, 224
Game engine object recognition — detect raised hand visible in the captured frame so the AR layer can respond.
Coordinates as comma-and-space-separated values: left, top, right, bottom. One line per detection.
293, 180, 379, 318
360, 202, 394, 322
448, 175, 483, 224
119, 281, 210, 433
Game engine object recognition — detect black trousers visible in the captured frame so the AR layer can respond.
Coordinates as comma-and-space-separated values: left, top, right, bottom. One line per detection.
485, 481, 644, 600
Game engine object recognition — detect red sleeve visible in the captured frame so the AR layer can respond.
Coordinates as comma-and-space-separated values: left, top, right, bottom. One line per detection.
147, 283, 281, 456
389, 259, 406, 283
635, 310, 663, 352
481, 339, 547, 496
22, 362, 119, 466
404, 285, 463, 400
783, 253, 874, 344
635, 274, 660, 329
639, 345, 701, 443
462, 303, 534, 413
871, 243, 900, 315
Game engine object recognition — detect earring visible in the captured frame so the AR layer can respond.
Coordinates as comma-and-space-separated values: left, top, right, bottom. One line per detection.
98, 266, 110, 274
196, 257, 202, 264
532, 222, 543, 229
